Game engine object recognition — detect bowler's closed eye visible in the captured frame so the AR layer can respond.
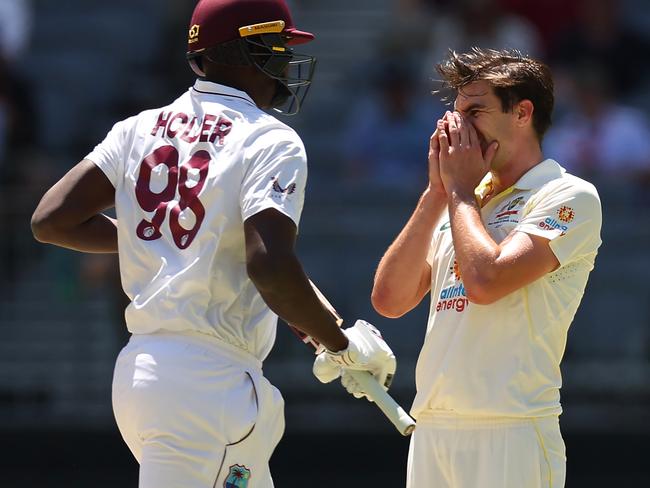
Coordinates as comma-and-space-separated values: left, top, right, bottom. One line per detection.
460, 103, 487, 117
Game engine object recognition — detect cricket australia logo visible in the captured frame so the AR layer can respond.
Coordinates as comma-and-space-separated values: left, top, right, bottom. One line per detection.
224, 464, 251, 488
270, 175, 296, 195
489, 195, 525, 227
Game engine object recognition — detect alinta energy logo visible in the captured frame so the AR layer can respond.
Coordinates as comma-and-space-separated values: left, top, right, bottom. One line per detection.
436, 259, 468, 313
538, 206, 575, 235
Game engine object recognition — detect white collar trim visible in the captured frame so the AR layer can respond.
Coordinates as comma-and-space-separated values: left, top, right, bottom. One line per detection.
192, 79, 256, 107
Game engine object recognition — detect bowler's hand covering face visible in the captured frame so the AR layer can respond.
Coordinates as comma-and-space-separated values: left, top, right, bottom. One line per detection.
437, 111, 498, 195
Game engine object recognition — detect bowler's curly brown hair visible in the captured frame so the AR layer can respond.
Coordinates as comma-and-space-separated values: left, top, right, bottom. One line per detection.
437, 48, 554, 141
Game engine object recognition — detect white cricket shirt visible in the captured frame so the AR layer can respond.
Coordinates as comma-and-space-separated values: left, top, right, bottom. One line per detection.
86, 80, 307, 361
412, 159, 602, 419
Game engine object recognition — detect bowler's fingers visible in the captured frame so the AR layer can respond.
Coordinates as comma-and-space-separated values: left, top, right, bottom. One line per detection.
437, 119, 450, 153
445, 111, 460, 148
453, 112, 468, 149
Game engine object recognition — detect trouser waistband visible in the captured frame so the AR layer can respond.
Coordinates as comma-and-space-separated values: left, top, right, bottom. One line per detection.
128, 330, 263, 373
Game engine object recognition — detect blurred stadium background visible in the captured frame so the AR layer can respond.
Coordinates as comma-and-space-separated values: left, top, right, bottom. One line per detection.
1, 0, 649, 486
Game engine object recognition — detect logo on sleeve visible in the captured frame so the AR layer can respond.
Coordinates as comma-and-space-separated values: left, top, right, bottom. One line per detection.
271, 175, 296, 195
537, 206, 576, 235
224, 464, 251, 488
538, 218, 568, 234
557, 206, 575, 223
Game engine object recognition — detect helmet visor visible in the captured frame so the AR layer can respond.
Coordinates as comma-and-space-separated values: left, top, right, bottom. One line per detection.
245, 33, 316, 115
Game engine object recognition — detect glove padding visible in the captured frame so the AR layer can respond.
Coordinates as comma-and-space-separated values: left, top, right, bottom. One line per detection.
341, 371, 371, 400
313, 320, 396, 399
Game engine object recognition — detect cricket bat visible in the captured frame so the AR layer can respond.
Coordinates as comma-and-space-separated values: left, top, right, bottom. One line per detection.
290, 281, 416, 436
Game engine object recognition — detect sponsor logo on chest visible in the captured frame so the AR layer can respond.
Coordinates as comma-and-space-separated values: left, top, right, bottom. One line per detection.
436, 282, 468, 313
435, 259, 469, 313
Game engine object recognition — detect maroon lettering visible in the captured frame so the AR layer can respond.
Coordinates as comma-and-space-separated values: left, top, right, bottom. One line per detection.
154, 112, 233, 145
151, 111, 171, 137
181, 116, 200, 143
435, 297, 469, 313
199, 114, 217, 142
166, 112, 189, 138
134, 144, 211, 249
135, 146, 179, 240
210, 116, 232, 145
169, 150, 210, 249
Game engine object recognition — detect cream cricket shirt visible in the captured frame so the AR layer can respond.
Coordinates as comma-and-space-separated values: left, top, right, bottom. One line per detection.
86, 80, 307, 361
412, 159, 602, 419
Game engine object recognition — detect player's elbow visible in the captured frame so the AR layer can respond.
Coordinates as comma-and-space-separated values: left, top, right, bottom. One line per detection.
373, 303, 408, 319
463, 278, 500, 305
31, 207, 59, 244
465, 288, 494, 305
456, 260, 503, 305
371, 288, 409, 318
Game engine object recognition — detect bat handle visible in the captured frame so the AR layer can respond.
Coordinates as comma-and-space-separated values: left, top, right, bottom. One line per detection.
347, 370, 416, 436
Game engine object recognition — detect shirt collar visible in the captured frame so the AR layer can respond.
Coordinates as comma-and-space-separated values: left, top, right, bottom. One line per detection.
474, 159, 563, 206
513, 158, 564, 190
192, 79, 256, 107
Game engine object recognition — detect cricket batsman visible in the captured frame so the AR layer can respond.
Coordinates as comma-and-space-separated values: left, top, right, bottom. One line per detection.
30, 1, 397, 486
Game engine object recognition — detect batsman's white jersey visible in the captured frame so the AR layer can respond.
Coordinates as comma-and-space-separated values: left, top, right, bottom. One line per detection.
413, 159, 602, 419
86, 79, 307, 361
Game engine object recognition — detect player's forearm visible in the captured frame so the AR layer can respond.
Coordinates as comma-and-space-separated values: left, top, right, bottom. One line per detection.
447, 189, 500, 302
32, 213, 118, 253
372, 187, 445, 317
247, 253, 348, 352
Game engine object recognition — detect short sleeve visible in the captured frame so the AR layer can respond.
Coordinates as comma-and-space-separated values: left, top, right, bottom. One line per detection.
85, 120, 128, 187
240, 127, 307, 227
516, 181, 602, 266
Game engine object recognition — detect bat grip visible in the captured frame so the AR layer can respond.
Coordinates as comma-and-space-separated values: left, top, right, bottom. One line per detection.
347, 370, 416, 436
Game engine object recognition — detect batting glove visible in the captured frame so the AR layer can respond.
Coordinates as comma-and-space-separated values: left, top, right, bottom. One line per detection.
313, 320, 396, 397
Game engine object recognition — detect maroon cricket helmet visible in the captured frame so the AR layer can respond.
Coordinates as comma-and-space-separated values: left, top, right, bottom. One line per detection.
186, 0, 315, 55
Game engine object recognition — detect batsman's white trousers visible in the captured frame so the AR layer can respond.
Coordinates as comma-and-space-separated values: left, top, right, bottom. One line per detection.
406, 413, 566, 488
112, 331, 284, 488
